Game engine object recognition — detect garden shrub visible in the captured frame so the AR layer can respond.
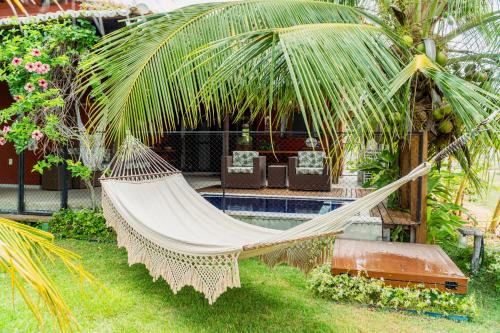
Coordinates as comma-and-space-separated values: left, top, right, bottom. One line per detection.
308, 265, 478, 318
49, 209, 114, 242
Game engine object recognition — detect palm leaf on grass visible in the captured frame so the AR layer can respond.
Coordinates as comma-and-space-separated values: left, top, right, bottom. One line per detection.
0, 218, 95, 332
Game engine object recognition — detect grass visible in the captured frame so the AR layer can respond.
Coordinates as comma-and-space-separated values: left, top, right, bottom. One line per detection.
0, 239, 499, 333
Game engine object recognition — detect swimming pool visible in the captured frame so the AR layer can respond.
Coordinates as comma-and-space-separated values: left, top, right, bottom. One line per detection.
202, 193, 351, 216
201, 193, 382, 238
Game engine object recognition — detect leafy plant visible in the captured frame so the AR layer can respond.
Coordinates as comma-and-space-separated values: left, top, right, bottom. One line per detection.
0, 217, 95, 332
355, 149, 400, 188
308, 265, 478, 318
49, 209, 114, 242
0, 19, 97, 154
426, 169, 475, 247
353, 148, 400, 207
66, 160, 92, 181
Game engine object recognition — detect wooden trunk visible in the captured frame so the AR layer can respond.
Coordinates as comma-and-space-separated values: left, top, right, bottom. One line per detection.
331, 239, 468, 294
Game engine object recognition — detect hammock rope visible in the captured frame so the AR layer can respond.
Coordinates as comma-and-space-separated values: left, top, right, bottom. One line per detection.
100, 113, 497, 303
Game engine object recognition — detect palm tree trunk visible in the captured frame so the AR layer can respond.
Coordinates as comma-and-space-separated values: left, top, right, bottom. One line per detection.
454, 177, 467, 216
488, 199, 499, 233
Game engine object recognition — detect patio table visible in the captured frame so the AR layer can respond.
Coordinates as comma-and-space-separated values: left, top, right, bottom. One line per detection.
268, 164, 288, 188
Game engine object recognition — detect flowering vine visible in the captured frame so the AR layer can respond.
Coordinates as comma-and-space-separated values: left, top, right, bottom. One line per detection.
0, 19, 97, 154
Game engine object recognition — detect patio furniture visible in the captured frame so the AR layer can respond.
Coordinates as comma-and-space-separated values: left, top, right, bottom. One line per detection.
288, 151, 332, 191
268, 164, 288, 188
100, 135, 431, 304
221, 151, 266, 189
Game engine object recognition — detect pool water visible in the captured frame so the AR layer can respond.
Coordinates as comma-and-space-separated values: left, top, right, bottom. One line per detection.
202, 194, 350, 216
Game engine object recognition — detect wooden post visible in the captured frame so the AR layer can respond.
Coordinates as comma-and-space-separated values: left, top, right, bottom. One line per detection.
411, 132, 428, 243
223, 114, 230, 157
399, 141, 411, 209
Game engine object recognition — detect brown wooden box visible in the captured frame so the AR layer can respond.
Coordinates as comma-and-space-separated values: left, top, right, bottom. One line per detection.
331, 239, 468, 294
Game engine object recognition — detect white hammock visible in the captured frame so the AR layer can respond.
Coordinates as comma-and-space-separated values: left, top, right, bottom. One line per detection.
100, 135, 430, 303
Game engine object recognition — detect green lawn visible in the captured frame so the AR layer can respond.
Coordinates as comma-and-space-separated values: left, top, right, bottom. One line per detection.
1, 239, 498, 333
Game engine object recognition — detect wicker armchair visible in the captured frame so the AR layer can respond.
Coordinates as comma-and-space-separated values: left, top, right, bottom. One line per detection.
221, 151, 266, 189
288, 151, 331, 191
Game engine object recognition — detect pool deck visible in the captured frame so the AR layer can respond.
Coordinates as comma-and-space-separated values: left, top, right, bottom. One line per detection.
197, 185, 373, 200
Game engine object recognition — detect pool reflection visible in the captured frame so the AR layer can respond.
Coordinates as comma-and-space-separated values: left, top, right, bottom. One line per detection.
203, 195, 345, 215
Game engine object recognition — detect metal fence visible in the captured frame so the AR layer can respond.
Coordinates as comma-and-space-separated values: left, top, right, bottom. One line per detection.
2, 131, 384, 236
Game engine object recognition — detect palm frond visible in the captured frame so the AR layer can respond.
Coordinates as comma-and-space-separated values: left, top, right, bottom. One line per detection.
185, 22, 404, 146
442, 10, 500, 60
0, 218, 95, 332
388, 54, 499, 145
79, 0, 368, 144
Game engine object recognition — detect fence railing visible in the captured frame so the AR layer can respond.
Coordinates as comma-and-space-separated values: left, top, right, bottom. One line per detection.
0, 130, 383, 215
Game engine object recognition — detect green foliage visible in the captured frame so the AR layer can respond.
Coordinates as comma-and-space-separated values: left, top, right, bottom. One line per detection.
353, 149, 400, 206
32, 154, 64, 174
355, 149, 400, 188
66, 160, 92, 181
49, 209, 113, 242
0, 19, 98, 153
444, 244, 500, 294
426, 169, 474, 247
308, 265, 478, 318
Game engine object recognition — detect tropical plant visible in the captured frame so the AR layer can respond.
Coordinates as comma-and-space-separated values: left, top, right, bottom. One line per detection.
308, 265, 478, 318
489, 198, 499, 233
0, 217, 94, 332
0, 19, 98, 154
352, 148, 400, 206
79, 0, 499, 150
426, 168, 476, 246
49, 209, 114, 241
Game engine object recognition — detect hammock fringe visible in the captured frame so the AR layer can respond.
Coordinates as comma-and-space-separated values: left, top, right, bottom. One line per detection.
103, 192, 241, 304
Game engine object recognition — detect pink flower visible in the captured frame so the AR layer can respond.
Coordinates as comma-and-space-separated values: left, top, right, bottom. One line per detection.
40, 64, 51, 74
25, 62, 36, 72
34, 61, 43, 69
31, 130, 43, 141
0, 137, 6, 146
24, 82, 35, 93
14, 95, 23, 101
2, 126, 10, 134
38, 79, 48, 89
31, 48, 41, 57
11, 57, 22, 66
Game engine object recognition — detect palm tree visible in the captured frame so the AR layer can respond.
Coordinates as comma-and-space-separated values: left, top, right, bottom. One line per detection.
80, 0, 498, 145
0, 218, 94, 332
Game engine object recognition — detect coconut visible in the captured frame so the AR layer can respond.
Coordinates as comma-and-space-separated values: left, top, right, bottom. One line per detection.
441, 104, 452, 116
478, 72, 488, 82
470, 72, 487, 82
417, 110, 428, 122
402, 35, 413, 47
438, 120, 454, 134
465, 64, 477, 73
432, 108, 444, 120
436, 51, 447, 66
416, 43, 425, 53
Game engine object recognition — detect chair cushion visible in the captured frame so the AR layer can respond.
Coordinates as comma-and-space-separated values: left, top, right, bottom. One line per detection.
228, 166, 254, 174
233, 151, 258, 167
298, 151, 325, 168
296, 167, 323, 175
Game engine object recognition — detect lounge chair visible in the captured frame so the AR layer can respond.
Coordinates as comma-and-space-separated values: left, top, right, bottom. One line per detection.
288, 151, 331, 191
221, 151, 266, 189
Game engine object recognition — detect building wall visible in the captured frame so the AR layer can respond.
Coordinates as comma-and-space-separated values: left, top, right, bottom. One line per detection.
0, 82, 41, 185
